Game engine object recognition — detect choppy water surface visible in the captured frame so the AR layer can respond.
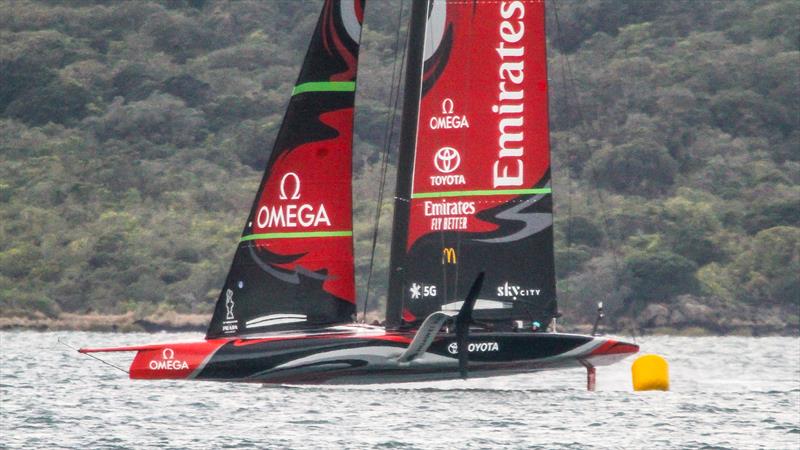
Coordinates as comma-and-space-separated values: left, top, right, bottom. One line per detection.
1, 332, 798, 449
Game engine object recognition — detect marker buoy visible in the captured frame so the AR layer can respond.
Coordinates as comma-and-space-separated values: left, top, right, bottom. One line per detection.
632, 354, 669, 391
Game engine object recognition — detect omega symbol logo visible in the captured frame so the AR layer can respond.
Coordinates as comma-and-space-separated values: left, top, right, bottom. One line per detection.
162, 348, 175, 360
441, 98, 454, 114
279, 172, 301, 200
434, 147, 461, 174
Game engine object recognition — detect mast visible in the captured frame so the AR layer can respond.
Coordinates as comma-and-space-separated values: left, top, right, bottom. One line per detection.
385, 0, 429, 329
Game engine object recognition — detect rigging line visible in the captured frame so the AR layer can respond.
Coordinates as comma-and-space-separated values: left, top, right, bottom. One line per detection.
549, 1, 576, 313
550, 0, 637, 340
439, 232, 447, 308
58, 338, 129, 374
363, 0, 408, 322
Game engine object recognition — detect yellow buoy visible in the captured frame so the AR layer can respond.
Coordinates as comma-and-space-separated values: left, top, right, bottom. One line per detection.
632, 354, 669, 391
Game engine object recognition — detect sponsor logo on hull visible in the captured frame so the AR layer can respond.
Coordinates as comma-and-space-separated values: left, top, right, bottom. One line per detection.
447, 342, 500, 355
149, 348, 190, 371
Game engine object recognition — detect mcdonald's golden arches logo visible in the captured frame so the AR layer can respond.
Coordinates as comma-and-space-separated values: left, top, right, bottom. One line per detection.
442, 247, 457, 264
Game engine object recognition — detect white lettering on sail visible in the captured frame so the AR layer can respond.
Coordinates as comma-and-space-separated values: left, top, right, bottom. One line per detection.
423, 200, 476, 216
429, 99, 469, 130
493, 1, 526, 188
425, 200, 474, 231
256, 172, 331, 229
496, 282, 541, 299
429, 115, 469, 130
429, 175, 466, 186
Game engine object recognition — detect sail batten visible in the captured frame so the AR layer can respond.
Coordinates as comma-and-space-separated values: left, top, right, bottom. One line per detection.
410, 188, 552, 199
292, 81, 357, 95
240, 231, 353, 241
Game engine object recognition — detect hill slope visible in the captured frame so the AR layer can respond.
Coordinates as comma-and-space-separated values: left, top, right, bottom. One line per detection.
0, 0, 797, 333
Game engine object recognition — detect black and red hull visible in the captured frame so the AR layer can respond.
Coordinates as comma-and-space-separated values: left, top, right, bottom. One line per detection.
81, 325, 638, 385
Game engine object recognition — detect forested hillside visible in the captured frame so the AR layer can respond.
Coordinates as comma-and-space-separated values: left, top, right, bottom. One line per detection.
1, 0, 797, 333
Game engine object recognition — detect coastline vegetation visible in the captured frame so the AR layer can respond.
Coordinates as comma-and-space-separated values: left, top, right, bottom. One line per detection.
0, 0, 797, 334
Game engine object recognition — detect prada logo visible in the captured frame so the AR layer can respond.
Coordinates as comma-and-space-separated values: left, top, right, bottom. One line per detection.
442, 247, 457, 264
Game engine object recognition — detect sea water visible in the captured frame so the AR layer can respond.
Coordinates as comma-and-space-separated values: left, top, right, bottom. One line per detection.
1, 332, 798, 449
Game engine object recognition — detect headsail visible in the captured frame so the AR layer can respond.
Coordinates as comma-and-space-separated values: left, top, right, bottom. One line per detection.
206, 0, 365, 338
386, 0, 556, 329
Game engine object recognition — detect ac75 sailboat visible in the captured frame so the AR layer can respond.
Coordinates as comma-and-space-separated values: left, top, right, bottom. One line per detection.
81, 0, 638, 386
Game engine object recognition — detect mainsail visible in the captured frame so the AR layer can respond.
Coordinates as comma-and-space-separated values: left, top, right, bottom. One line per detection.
386, 0, 556, 329
206, 0, 365, 338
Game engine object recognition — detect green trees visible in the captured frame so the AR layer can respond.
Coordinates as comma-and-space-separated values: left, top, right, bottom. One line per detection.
90, 93, 207, 146
0, 0, 796, 331
6, 79, 92, 125
588, 140, 678, 196
623, 251, 699, 304
730, 226, 800, 307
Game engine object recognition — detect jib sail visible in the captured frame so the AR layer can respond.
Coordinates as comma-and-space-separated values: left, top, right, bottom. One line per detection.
386, 0, 556, 330
207, 0, 365, 338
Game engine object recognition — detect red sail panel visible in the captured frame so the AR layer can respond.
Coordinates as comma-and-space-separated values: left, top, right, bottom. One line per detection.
408, 0, 550, 248
249, 108, 354, 302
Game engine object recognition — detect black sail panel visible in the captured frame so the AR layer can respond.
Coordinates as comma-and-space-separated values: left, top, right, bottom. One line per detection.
386, 0, 556, 330
206, 0, 365, 339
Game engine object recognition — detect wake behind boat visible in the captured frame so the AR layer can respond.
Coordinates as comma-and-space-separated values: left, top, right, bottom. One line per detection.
81, 0, 638, 387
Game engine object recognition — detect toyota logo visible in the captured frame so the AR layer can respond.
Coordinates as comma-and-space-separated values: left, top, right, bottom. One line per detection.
434, 147, 461, 174
447, 342, 458, 354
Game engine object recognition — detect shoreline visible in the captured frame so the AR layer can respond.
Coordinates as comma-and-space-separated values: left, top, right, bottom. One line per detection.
0, 312, 209, 334
1, 313, 797, 337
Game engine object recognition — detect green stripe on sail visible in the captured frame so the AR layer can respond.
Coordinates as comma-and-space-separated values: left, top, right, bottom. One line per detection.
292, 81, 356, 96
411, 188, 552, 199
240, 231, 353, 242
